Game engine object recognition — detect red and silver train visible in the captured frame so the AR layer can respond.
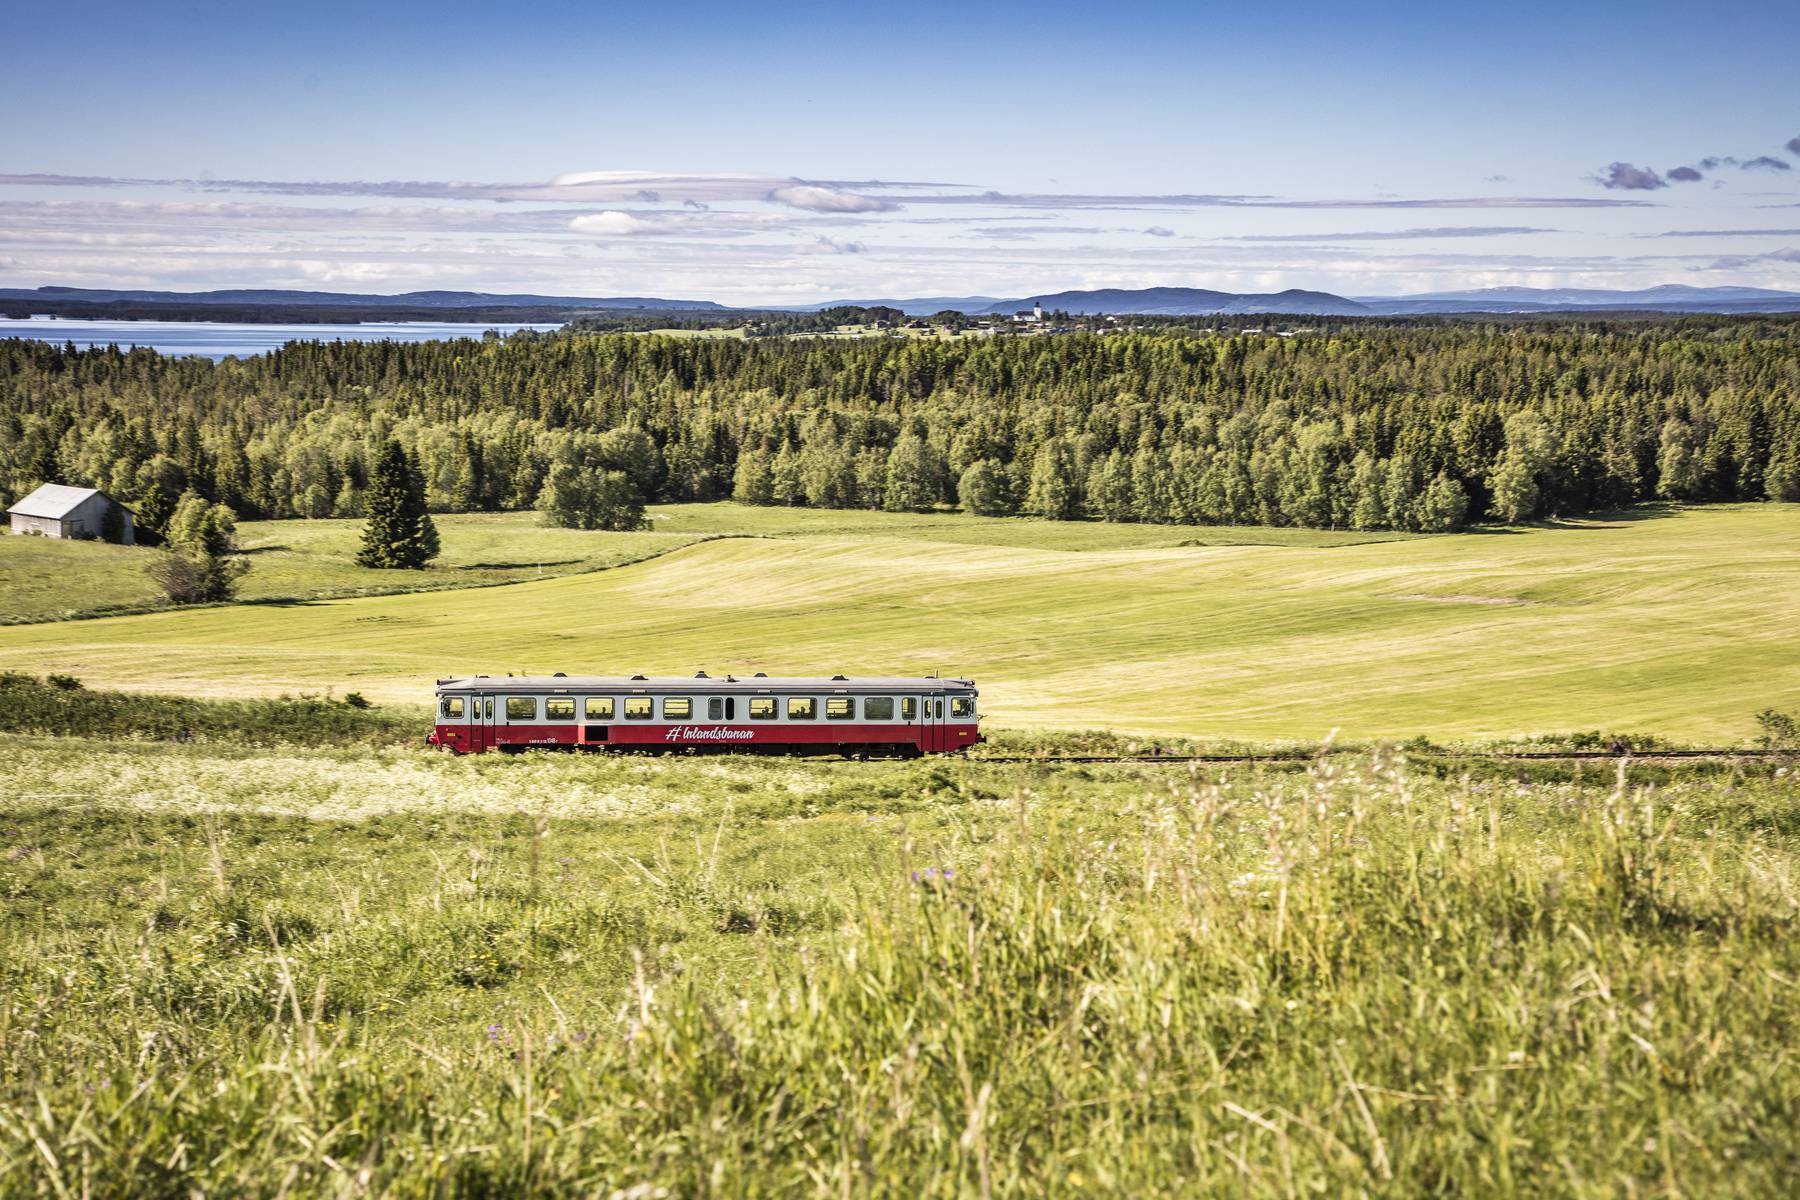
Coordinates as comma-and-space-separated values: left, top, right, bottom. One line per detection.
428, 672, 980, 757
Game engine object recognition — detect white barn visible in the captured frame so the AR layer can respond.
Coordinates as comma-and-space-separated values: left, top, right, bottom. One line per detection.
6, 483, 135, 544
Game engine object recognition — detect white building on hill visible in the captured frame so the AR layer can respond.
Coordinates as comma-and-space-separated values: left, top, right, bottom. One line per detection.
6, 483, 135, 544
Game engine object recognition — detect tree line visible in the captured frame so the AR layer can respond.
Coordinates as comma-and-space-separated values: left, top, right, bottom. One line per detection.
1, 318, 1795, 542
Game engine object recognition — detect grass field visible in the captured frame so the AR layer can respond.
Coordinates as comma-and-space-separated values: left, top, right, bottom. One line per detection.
2, 738, 1796, 1195
0, 503, 1400, 625
0, 503, 1793, 741
0, 516, 707, 624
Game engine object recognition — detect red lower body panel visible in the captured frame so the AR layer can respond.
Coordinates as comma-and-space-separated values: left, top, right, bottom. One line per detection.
429, 722, 979, 755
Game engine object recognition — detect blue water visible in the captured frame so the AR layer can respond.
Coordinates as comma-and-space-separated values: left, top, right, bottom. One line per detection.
0, 317, 565, 360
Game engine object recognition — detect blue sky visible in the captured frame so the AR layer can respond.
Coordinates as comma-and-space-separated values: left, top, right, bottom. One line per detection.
3, 0, 1799, 300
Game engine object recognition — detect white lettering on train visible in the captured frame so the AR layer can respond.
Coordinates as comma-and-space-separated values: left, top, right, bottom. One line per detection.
665, 726, 756, 741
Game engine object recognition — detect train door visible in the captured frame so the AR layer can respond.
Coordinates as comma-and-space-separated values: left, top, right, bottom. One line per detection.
921, 692, 942, 753
471, 693, 496, 752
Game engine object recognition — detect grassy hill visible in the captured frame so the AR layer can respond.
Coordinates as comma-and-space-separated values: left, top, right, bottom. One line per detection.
0, 503, 1793, 741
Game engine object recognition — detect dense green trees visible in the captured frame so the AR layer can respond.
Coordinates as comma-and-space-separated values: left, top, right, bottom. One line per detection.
1, 318, 1795, 537
356, 441, 440, 569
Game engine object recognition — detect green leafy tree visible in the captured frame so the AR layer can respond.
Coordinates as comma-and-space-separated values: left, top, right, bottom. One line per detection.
800, 431, 858, 508
596, 426, 661, 498
957, 459, 1011, 516
147, 491, 248, 602
1085, 451, 1135, 522
1655, 419, 1702, 500
884, 431, 949, 512
1766, 444, 1800, 502
770, 444, 804, 505
1488, 453, 1539, 524
356, 441, 440, 569
1416, 472, 1471, 532
537, 462, 648, 531
1488, 412, 1554, 523
1027, 438, 1081, 520
732, 446, 774, 504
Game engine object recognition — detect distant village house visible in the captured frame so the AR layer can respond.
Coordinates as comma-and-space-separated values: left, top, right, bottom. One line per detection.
6, 483, 135, 544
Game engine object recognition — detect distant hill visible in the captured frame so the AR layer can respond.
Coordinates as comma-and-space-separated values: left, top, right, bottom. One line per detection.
972, 287, 1373, 317
1355, 285, 1800, 315
779, 296, 1006, 315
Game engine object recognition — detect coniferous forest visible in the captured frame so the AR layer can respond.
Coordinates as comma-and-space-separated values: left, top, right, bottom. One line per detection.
2, 317, 1796, 541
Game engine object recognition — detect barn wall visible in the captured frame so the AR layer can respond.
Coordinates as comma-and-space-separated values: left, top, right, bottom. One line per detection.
10, 514, 67, 537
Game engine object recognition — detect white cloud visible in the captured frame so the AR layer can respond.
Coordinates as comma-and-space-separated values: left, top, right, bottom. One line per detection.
568, 211, 681, 236
768, 185, 897, 213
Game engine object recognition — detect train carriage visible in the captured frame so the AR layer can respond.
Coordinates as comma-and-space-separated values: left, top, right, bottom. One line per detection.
428, 673, 980, 757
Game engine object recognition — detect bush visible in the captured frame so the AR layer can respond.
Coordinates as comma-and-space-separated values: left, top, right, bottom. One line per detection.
1755, 708, 1798, 749
145, 547, 249, 603
45, 673, 82, 691
0, 675, 426, 747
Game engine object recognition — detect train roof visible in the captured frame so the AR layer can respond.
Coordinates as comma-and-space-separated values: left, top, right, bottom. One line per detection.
436, 674, 975, 693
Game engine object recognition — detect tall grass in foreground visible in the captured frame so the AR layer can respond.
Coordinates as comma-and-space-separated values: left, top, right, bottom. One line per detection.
1, 749, 1797, 1195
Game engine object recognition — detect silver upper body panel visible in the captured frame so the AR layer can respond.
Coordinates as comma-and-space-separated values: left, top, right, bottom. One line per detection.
437, 675, 975, 695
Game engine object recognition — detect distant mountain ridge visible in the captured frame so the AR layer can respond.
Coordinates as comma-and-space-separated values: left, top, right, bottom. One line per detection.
1352, 285, 1800, 315
976, 287, 1373, 316
7, 283, 1800, 321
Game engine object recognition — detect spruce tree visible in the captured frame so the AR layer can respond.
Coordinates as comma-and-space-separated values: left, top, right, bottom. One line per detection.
357, 440, 440, 569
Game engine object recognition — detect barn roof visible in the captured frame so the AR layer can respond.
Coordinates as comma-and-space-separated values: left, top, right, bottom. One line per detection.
5, 483, 129, 520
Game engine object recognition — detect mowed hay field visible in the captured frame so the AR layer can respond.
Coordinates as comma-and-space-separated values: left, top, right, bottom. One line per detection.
0, 503, 1794, 741
0, 503, 1399, 625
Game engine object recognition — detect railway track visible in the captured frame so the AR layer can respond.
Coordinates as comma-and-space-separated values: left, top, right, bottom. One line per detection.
962, 748, 1791, 766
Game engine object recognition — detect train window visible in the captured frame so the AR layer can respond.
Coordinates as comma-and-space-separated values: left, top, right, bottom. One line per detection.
826, 697, 854, 720
787, 697, 817, 720
585, 697, 614, 720
483, 698, 494, 720
505, 697, 537, 721
545, 697, 575, 720
663, 697, 691, 719
707, 697, 737, 720
864, 696, 894, 720
441, 696, 465, 719
902, 697, 917, 720
952, 696, 974, 719
935, 700, 944, 719
749, 697, 777, 720
624, 697, 653, 720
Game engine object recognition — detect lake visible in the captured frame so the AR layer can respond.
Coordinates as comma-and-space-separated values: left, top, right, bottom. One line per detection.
0, 317, 565, 360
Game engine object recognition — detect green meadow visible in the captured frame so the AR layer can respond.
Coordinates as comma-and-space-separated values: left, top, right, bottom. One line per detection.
2, 737, 1796, 1196
0, 502, 1793, 742
4, 504, 1799, 1195
0, 503, 1399, 625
